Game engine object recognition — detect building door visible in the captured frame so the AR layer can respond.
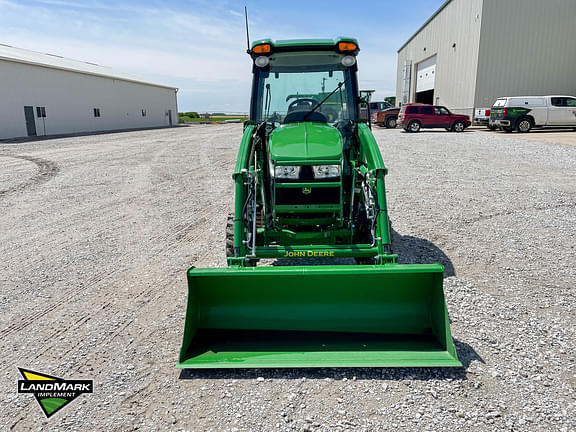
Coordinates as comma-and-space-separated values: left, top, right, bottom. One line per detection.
24, 106, 37, 136
415, 56, 436, 105
168, 109, 173, 126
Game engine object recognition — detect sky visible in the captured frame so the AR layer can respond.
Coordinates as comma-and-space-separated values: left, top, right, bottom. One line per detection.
0, 0, 446, 113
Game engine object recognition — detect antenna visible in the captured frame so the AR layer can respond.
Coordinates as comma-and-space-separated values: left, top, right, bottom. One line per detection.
244, 6, 251, 54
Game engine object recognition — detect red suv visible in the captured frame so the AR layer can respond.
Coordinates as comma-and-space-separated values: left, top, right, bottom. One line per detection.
397, 104, 471, 133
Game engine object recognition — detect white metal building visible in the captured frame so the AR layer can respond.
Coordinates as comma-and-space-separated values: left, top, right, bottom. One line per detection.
396, 0, 576, 115
0, 44, 178, 140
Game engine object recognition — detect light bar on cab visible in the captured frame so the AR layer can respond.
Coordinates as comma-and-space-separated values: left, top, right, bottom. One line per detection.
337, 41, 358, 52
252, 43, 271, 54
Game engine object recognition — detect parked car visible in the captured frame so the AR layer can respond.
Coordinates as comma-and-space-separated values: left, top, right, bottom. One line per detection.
474, 107, 496, 128
397, 104, 471, 133
489, 95, 576, 132
372, 107, 400, 128
369, 101, 391, 112
359, 100, 391, 121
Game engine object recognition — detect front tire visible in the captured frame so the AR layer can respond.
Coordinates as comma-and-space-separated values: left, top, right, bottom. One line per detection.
408, 121, 421, 133
385, 117, 397, 128
452, 121, 465, 132
516, 118, 532, 133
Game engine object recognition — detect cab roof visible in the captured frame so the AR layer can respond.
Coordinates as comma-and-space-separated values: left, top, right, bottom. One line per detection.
250, 37, 360, 56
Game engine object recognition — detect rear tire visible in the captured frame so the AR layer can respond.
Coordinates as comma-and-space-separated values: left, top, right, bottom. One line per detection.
225, 213, 234, 258
408, 121, 421, 133
452, 121, 465, 132
516, 118, 532, 133
385, 117, 397, 128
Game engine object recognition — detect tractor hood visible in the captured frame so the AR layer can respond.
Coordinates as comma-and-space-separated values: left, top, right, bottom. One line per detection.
269, 122, 343, 162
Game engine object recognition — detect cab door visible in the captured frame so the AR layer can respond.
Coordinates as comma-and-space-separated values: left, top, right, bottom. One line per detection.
420, 105, 435, 126
434, 106, 452, 128
549, 97, 576, 125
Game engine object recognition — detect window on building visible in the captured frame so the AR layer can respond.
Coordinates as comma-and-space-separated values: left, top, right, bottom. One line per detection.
141, 109, 147, 117
94, 108, 101, 117
36, 106, 46, 118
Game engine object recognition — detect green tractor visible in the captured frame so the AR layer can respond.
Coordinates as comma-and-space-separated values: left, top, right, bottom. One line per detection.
178, 38, 461, 368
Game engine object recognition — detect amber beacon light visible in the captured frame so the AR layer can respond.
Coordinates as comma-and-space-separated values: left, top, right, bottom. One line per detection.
252, 43, 271, 54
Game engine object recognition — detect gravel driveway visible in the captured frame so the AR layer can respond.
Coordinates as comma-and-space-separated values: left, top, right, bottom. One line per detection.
1, 125, 574, 431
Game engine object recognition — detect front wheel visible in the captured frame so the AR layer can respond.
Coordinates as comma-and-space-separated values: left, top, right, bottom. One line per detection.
408, 121, 421, 132
516, 118, 532, 133
385, 117, 397, 128
452, 121, 465, 132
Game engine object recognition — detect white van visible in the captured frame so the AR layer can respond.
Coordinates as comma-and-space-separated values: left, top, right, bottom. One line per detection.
489, 95, 576, 132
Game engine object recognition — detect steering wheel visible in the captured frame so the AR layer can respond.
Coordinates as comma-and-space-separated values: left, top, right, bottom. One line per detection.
287, 98, 319, 113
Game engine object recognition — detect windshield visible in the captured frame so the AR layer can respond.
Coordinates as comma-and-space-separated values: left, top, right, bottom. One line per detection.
251, 51, 357, 123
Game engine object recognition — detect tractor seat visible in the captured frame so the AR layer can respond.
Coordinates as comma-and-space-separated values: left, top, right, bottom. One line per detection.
283, 111, 328, 124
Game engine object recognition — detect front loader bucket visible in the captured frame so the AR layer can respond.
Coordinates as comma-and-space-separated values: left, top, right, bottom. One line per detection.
178, 264, 461, 368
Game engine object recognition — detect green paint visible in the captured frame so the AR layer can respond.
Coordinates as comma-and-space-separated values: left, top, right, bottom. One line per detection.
251, 37, 359, 51
178, 265, 460, 368
269, 122, 343, 161
490, 107, 532, 120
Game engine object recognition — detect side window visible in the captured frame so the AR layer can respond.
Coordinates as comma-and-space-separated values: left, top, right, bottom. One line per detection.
406, 106, 419, 114
565, 98, 576, 107
551, 97, 565, 107
421, 106, 434, 115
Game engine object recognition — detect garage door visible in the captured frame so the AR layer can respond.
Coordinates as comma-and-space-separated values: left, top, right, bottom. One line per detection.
416, 56, 436, 93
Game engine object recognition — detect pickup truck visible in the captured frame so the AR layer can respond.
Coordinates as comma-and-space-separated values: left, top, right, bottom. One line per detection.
473, 107, 495, 128
372, 107, 400, 128
489, 95, 576, 132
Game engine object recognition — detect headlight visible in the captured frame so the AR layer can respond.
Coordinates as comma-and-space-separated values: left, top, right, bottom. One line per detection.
275, 165, 301, 179
313, 165, 340, 178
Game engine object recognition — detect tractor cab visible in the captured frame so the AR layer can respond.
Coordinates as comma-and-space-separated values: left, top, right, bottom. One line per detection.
249, 38, 361, 125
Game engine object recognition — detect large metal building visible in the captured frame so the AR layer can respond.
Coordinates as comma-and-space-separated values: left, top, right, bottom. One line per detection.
396, 0, 576, 116
0, 44, 178, 140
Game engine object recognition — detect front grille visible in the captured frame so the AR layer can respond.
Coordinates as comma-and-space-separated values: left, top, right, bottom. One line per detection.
275, 187, 340, 205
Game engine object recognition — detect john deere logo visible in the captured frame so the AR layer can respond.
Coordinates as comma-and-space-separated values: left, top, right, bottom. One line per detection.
302, 187, 312, 194
17, 368, 93, 418
572, 110, 576, 117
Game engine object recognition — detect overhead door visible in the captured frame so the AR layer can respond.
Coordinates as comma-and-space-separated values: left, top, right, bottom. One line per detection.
415, 56, 436, 104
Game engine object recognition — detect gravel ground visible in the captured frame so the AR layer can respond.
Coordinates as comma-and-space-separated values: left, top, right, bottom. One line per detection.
0, 124, 574, 431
